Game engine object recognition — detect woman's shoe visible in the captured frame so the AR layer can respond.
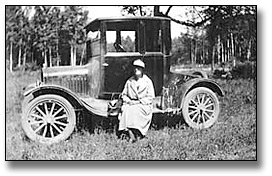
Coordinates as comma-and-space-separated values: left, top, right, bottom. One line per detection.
128, 129, 136, 143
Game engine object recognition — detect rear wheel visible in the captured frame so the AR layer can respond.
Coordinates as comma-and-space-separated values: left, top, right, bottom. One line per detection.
182, 87, 219, 129
22, 94, 76, 144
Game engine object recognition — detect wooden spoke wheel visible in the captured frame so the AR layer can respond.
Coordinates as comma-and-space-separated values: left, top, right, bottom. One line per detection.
22, 94, 76, 144
182, 87, 219, 129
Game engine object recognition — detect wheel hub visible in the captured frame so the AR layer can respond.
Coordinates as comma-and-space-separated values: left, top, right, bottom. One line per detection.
198, 104, 206, 110
197, 104, 206, 116
45, 115, 54, 124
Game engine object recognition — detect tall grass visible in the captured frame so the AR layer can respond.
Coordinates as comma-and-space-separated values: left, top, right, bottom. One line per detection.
5, 70, 256, 160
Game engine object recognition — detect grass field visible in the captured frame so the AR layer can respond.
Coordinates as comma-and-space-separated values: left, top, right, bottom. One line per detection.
5, 70, 256, 160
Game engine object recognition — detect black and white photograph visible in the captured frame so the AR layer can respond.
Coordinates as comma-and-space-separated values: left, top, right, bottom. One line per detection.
5, 5, 257, 161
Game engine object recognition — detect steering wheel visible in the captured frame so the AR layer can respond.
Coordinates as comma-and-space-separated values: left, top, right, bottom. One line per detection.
114, 42, 126, 52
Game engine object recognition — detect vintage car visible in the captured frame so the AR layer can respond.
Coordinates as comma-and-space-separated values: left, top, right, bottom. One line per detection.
21, 16, 224, 144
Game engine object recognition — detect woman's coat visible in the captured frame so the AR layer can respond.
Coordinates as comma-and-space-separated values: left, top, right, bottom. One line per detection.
118, 74, 155, 136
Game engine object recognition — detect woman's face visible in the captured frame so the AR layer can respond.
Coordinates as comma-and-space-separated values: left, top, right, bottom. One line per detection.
133, 66, 143, 78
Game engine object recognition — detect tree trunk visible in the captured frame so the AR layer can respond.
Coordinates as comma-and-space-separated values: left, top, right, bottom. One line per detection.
56, 42, 60, 66
217, 35, 221, 65
49, 47, 52, 67
23, 47, 27, 70
154, 6, 160, 16
9, 42, 13, 72
71, 46, 77, 66
231, 33, 235, 57
190, 39, 193, 65
139, 6, 143, 16
74, 47, 77, 66
70, 46, 73, 66
202, 38, 205, 64
211, 45, 215, 71
31, 49, 34, 63
194, 40, 197, 65
226, 39, 230, 61
222, 41, 225, 63
225, 40, 227, 63
231, 33, 236, 67
18, 45, 22, 67
80, 44, 85, 65
247, 39, 252, 60
238, 46, 241, 59
206, 49, 209, 65
43, 50, 47, 67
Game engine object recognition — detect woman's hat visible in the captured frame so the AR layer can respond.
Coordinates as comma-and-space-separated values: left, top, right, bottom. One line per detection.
133, 59, 145, 68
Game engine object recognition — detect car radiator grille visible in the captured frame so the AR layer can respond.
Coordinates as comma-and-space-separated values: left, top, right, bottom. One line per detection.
44, 76, 90, 96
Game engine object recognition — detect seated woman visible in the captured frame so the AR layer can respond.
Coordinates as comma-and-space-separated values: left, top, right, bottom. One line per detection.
118, 59, 155, 143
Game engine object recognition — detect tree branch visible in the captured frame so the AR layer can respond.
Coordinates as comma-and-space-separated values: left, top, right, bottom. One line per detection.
193, 6, 204, 21
165, 6, 173, 16
139, 7, 142, 16
161, 12, 211, 27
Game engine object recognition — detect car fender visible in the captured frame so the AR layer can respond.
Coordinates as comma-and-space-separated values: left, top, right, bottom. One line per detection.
23, 84, 109, 117
178, 78, 224, 107
23, 84, 84, 110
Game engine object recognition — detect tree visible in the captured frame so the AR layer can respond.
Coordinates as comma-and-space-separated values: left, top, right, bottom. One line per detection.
204, 6, 256, 68
122, 6, 210, 26
60, 6, 88, 66
6, 5, 90, 71
6, 6, 23, 72
30, 6, 88, 67
6, 6, 16, 72
32, 6, 53, 67
122, 5, 256, 69
121, 36, 134, 52
121, 6, 152, 16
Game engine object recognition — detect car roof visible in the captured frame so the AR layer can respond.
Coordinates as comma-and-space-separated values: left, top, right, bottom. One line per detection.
85, 16, 170, 32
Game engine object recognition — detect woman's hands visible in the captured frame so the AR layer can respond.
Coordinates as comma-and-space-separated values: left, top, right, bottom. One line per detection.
128, 100, 141, 105
122, 94, 141, 105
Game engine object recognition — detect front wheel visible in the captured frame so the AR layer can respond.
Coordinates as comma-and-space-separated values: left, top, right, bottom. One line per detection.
182, 87, 220, 129
22, 94, 76, 144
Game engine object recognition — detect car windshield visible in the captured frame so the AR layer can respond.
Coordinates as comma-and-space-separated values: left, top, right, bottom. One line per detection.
106, 30, 137, 53
105, 20, 163, 54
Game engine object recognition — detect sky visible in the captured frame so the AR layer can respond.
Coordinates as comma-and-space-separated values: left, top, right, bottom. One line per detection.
84, 6, 190, 38
25, 6, 202, 39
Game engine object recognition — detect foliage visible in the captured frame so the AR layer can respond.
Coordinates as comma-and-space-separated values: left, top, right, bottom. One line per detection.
171, 32, 208, 65
107, 36, 135, 52
213, 60, 256, 79
6, 6, 257, 71
6, 70, 256, 160
59, 6, 88, 46
204, 6, 256, 66
121, 36, 135, 52
121, 6, 152, 16
6, 6, 89, 69
122, 5, 257, 69
6, 6, 31, 70
231, 61, 256, 79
